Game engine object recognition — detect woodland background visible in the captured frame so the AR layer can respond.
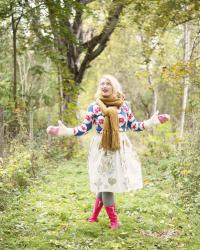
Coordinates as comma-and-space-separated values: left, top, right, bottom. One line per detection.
0, 0, 200, 249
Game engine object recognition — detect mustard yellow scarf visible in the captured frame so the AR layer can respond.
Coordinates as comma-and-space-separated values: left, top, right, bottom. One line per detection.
96, 96, 124, 151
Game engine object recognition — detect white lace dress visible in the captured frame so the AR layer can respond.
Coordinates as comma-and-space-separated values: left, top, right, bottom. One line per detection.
88, 133, 143, 193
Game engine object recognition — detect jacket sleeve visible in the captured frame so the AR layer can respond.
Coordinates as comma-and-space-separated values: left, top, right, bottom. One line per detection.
74, 103, 95, 136
126, 102, 145, 132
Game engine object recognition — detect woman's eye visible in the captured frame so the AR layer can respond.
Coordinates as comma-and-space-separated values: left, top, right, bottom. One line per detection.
105, 81, 111, 86
100, 80, 111, 87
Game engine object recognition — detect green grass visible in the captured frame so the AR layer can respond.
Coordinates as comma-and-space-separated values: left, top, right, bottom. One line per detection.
0, 154, 200, 250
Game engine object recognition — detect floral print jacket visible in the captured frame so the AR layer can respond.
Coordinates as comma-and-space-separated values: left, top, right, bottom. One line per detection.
73, 101, 145, 136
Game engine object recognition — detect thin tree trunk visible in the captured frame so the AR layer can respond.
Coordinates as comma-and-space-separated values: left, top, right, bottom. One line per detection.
139, 32, 158, 116
18, 57, 24, 98
29, 110, 34, 140
180, 22, 191, 138
57, 66, 64, 121
0, 108, 4, 157
47, 110, 51, 147
146, 63, 158, 115
11, 14, 17, 108
152, 88, 158, 114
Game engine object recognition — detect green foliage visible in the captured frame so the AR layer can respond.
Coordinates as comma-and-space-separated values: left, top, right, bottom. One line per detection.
0, 137, 46, 210
45, 136, 83, 161
168, 133, 200, 211
141, 125, 200, 212
143, 127, 176, 160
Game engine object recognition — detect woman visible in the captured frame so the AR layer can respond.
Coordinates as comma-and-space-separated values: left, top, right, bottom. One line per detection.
47, 75, 170, 230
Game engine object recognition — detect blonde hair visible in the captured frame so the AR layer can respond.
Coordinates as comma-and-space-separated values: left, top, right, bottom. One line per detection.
95, 74, 124, 98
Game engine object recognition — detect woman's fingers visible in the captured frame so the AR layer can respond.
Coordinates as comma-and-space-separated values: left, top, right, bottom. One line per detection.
151, 110, 159, 119
58, 120, 63, 126
47, 126, 59, 136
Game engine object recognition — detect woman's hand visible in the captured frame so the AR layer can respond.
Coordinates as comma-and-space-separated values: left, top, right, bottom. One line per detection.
46, 125, 59, 136
46, 120, 74, 136
144, 111, 170, 128
158, 113, 170, 124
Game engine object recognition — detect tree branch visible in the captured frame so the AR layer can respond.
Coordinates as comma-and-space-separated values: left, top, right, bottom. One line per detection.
76, 1, 125, 83
67, 10, 83, 75
27, 2, 45, 42
190, 29, 200, 60
15, 8, 23, 30
45, 1, 60, 44
78, 0, 95, 5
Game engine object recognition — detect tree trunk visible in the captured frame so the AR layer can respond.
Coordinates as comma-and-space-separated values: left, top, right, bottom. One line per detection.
57, 66, 64, 121
180, 22, 191, 138
11, 14, 17, 108
0, 108, 4, 157
139, 32, 158, 116
146, 63, 158, 115
152, 88, 158, 114
57, 60, 79, 124
47, 110, 52, 147
29, 110, 34, 140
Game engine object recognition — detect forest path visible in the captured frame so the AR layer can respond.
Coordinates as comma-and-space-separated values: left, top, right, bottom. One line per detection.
1, 155, 199, 250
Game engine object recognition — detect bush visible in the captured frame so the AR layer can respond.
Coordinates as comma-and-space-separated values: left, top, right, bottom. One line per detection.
142, 125, 200, 212
0, 136, 46, 210
168, 132, 200, 212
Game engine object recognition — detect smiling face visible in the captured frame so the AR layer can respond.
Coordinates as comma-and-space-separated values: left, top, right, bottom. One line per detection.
99, 78, 113, 98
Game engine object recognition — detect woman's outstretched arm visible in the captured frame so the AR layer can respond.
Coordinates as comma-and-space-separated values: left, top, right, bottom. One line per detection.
125, 102, 170, 131
47, 104, 95, 137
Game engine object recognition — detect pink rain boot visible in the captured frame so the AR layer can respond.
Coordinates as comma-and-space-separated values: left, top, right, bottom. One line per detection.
88, 198, 103, 223
105, 204, 120, 229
